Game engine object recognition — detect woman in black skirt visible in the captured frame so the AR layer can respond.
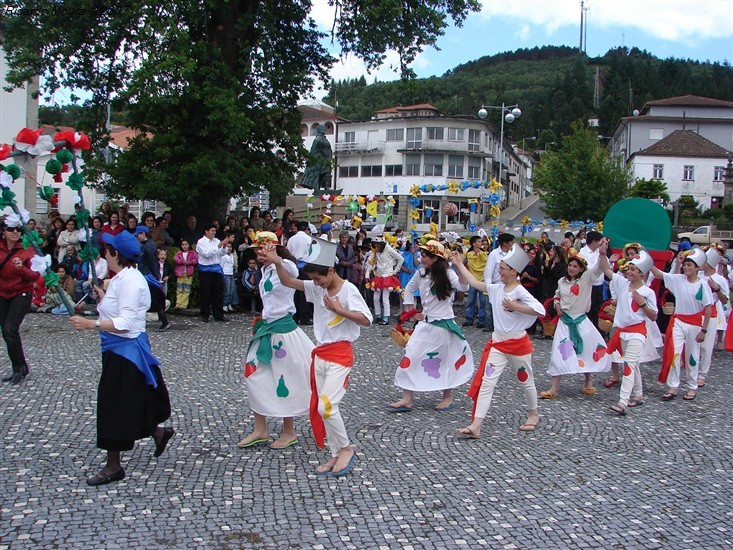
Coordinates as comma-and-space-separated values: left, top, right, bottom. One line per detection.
70, 230, 174, 486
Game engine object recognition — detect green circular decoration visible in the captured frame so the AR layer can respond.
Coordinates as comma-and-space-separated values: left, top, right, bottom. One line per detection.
603, 198, 672, 251
4, 164, 21, 179
56, 149, 74, 164
46, 159, 62, 174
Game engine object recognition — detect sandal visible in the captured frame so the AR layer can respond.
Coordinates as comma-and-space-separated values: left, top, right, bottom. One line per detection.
627, 399, 645, 407
661, 392, 678, 401
683, 392, 696, 401
603, 379, 620, 388
519, 418, 540, 431
539, 391, 558, 399
609, 403, 627, 416
581, 387, 598, 395
457, 426, 480, 439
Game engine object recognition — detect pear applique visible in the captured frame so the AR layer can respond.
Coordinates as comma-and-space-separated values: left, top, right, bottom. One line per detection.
276, 375, 289, 398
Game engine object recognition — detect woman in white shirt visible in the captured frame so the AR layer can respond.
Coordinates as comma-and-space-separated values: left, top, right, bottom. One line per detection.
388, 241, 474, 413
237, 232, 314, 450
56, 218, 81, 262
365, 240, 404, 325
69, 230, 173, 486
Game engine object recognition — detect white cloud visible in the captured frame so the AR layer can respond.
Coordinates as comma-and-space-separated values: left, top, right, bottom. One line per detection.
478, 0, 733, 42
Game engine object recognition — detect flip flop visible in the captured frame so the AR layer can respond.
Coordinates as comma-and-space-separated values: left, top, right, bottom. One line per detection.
269, 438, 299, 449
435, 402, 456, 411
603, 379, 620, 388
519, 419, 541, 431
683, 392, 697, 401
627, 399, 645, 408
314, 465, 334, 476
331, 454, 358, 477
387, 405, 412, 413
539, 391, 558, 399
609, 404, 627, 416
661, 392, 678, 401
581, 387, 598, 395
237, 437, 269, 448
457, 427, 480, 439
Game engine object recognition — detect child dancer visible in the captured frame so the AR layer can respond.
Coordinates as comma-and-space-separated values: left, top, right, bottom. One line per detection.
597, 247, 658, 414
264, 237, 372, 477
698, 244, 729, 387
238, 232, 314, 449
650, 248, 713, 401
388, 241, 474, 412
540, 250, 610, 399
451, 245, 545, 436
173, 239, 198, 309
221, 241, 239, 312
365, 239, 403, 325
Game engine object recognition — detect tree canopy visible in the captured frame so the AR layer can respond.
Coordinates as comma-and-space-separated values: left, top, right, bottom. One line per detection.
1, 0, 479, 215
533, 121, 631, 221
628, 178, 670, 205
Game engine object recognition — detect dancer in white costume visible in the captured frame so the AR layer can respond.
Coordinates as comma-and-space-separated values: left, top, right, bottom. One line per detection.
698, 244, 729, 387
450, 245, 545, 437
389, 241, 474, 412
238, 232, 314, 449
597, 246, 658, 414
540, 249, 611, 399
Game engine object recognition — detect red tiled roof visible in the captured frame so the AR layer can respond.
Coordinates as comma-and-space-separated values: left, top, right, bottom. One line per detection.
375, 103, 441, 113
644, 94, 733, 109
633, 130, 731, 159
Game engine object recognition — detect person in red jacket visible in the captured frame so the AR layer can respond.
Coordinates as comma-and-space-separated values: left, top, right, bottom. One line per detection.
0, 222, 41, 384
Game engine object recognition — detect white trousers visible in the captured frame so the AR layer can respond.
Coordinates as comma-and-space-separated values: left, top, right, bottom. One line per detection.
474, 348, 538, 419
698, 316, 717, 381
373, 288, 392, 319
667, 319, 701, 392
314, 357, 351, 457
618, 337, 645, 406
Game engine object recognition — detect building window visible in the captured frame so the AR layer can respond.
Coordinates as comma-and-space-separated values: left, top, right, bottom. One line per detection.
406, 128, 422, 149
341, 131, 356, 143
426, 127, 444, 140
385, 164, 403, 177
420, 199, 441, 224
714, 166, 725, 182
338, 166, 358, 178
424, 154, 443, 177
406, 154, 421, 176
448, 155, 464, 178
652, 164, 664, 179
386, 128, 404, 142
468, 129, 480, 152
468, 157, 481, 179
683, 165, 695, 181
649, 128, 664, 140
361, 165, 382, 177
448, 128, 465, 142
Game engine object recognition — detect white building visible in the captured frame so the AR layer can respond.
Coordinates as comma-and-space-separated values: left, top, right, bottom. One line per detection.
628, 130, 731, 209
609, 94, 733, 167
333, 103, 529, 231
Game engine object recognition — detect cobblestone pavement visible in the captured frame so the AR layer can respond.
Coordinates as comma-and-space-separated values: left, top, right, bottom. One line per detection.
1, 310, 733, 549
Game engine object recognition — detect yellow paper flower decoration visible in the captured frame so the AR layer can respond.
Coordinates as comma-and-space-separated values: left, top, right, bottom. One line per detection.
597, 221, 604, 232
488, 178, 502, 193
522, 216, 531, 226
447, 181, 459, 194
489, 205, 501, 218
560, 220, 569, 229
409, 185, 421, 197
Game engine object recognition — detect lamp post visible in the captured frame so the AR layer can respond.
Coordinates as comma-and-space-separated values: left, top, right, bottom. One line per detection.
478, 103, 521, 207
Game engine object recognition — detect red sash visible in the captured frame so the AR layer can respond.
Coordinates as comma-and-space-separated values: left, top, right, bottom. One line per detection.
309, 341, 354, 449
725, 313, 733, 352
606, 322, 647, 356
468, 334, 533, 419
659, 311, 703, 383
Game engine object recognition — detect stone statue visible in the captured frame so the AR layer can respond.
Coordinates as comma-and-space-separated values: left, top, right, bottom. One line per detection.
300, 124, 339, 195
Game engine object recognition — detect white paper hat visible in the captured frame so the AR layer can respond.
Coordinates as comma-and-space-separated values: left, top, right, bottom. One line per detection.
684, 248, 707, 268
303, 237, 337, 268
705, 247, 722, 268
629, 249, 654, 275
502, 243, 531, 273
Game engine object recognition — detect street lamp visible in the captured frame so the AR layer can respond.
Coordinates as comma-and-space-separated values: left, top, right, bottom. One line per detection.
478, 103, 521, 207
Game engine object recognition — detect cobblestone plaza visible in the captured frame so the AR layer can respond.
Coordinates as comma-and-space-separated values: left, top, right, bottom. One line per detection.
1, 313, 732, 548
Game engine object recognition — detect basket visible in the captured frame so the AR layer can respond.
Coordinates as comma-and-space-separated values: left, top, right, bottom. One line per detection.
598, 318, 614, 334
541, 320, 557, 338
390, 328, 411, 348
662, 303, 675, 315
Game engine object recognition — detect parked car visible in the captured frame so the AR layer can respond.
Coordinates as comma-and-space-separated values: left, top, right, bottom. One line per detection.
677, 225, 733, 247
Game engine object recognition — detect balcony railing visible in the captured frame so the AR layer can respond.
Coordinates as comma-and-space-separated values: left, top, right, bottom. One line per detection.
335, 141, 384, 154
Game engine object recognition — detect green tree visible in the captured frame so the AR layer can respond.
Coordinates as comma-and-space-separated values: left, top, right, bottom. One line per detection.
628, 178, 671, 204
2, 0, 479, 216
533, 121, 631, 221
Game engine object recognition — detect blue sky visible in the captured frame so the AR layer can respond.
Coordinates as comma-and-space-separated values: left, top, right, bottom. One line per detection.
315, 0, 733, 88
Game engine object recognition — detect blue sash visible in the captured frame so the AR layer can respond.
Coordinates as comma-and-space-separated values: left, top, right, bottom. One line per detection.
100, 332, 160, 388
199, 263, 223, 274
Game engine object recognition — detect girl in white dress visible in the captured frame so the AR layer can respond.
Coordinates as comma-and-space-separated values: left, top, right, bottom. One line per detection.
540, 250, 610, 399
388, 241, 475, 412
238, 232, 314, 449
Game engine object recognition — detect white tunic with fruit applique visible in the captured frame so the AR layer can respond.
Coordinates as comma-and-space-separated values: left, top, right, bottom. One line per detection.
394, 269, 475, 392
244, 260, 314, 417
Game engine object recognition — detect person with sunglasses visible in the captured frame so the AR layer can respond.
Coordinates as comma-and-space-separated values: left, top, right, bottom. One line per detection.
0, 222, 40, 384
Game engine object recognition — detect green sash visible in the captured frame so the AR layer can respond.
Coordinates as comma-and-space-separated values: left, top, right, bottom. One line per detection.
247, 314, 298, 366
560, 312, 587, 355
429, 318, 466, 340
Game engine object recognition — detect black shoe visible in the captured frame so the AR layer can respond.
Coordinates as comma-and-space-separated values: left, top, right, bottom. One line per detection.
156, 323, 172, 332
9, 373, 24, 384
214, 317, 230, 323
2, 373, 13, 382
476, 324, 485, 329
201, 316, 209, 323
462, 321, 473, 327
86, 468, 125, 486
153, 427, 175, 457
